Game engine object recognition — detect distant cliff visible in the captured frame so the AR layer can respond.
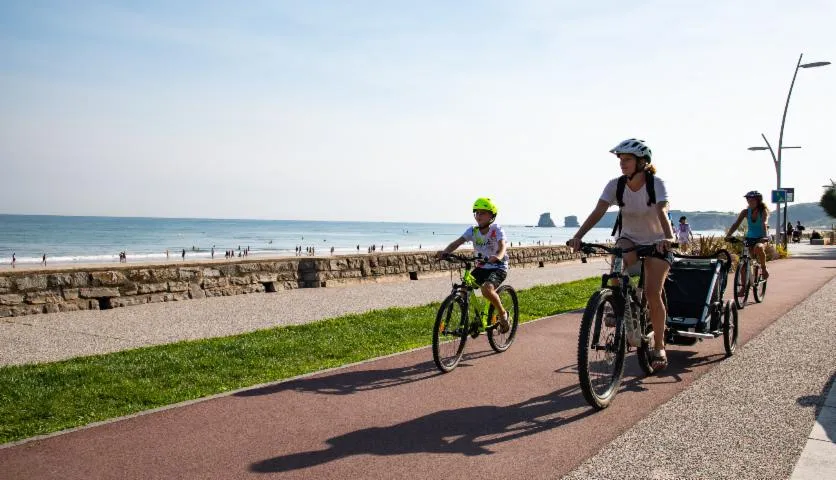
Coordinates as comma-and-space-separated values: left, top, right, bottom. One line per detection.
538, 213, 556, 227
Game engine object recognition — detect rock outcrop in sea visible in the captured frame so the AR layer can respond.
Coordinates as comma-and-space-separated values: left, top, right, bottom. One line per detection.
537, 213, 556, 228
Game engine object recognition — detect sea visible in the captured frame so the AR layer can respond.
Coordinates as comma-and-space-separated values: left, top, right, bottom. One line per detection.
0, 215, 726, 266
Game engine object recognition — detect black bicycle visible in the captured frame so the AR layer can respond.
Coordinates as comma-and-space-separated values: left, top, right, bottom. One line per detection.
576, 242, 676, 409
432, 253, 519, 373
726, 237, 768, 309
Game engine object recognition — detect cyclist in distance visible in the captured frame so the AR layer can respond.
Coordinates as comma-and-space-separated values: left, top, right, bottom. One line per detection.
437, 198, 511, 333
725, 190, 770, 279
567, 139, 675, 371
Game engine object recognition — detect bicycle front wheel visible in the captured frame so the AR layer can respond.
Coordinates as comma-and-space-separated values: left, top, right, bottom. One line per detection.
487, 285, 519, 353
578, 289, 626, 410
733, 260, 750, 310
752, 266, 767, 303
432, 294, 468, 373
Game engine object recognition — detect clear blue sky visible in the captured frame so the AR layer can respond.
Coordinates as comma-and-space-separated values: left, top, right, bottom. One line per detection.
1, 1, 833, 223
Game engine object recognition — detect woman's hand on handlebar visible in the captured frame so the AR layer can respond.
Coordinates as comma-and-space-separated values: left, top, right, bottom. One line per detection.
656, 239, 673, 254
566, 238, 582, 252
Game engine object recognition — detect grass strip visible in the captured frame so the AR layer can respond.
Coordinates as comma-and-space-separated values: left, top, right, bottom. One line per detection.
0, 276, 600, 444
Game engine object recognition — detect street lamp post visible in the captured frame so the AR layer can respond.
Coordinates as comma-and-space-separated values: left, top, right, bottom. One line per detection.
750, 53, 830, 247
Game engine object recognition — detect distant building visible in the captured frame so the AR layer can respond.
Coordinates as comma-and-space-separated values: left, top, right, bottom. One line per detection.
564, 215, 580, 228
538, 212, 556, 228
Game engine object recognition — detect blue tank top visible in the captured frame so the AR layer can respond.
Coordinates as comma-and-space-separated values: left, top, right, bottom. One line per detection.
746, 207, 766, 239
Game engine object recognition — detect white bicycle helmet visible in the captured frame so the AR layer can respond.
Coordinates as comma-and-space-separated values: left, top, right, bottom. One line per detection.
610, 138, 652, 162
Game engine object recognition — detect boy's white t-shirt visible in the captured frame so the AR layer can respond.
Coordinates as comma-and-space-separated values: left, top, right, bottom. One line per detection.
600, 176, 669, 245
461, 224, 509, 269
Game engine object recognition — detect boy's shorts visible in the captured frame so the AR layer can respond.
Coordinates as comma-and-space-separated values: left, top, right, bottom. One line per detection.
472, 267, 507, 287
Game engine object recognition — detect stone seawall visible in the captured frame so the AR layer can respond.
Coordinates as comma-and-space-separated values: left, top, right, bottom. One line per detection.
0, 246, 598, 318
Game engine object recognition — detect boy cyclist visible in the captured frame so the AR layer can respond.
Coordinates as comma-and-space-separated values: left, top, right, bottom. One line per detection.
437, 197, 511, 333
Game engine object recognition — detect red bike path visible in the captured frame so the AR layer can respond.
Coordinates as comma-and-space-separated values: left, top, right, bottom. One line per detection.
3, 256, 835, 479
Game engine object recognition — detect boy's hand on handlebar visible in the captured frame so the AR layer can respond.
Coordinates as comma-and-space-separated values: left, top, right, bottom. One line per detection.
566, 238, 582, 252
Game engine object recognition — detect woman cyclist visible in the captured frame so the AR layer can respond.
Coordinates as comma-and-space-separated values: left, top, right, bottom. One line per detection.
567, 138, 675, 371
725, 190, 770, 280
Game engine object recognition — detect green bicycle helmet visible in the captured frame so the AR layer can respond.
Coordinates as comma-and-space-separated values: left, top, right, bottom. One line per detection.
472, 197, 498, 215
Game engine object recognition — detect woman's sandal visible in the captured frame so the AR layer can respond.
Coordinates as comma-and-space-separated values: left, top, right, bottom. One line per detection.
650, 349, 668, 371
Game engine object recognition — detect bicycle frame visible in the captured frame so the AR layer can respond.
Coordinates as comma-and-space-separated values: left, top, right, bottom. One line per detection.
452, 266, 494, 330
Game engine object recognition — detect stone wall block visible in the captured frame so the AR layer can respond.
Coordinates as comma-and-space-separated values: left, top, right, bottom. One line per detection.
188, 283, 206, 299
138, 283, 168, 294
91, 271, 128, 286
202, 268, 221, 278
79, 287, 121, 299
25, 291, 62, 304
168, 281, 189, 292
15, 275, 49, 292
0, 294, 24, 306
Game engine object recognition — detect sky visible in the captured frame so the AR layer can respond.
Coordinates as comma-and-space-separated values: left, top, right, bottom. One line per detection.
0, 0, 834, 224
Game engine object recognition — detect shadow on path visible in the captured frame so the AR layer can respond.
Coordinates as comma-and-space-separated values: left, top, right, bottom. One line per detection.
249, 383, 593, 473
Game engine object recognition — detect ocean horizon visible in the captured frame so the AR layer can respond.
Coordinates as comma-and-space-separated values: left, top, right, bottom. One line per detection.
0, 214, 726, 266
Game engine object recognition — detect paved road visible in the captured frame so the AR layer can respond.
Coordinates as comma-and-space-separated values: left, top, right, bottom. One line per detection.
2, 248, 834, 479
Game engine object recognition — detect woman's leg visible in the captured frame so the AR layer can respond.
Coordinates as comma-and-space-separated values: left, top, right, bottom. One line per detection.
643, 257, 670, 351
752, 244, 769, 278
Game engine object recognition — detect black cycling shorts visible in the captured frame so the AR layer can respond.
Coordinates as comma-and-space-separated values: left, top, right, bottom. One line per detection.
744, 238, 768, 248
471, 267, 507, 287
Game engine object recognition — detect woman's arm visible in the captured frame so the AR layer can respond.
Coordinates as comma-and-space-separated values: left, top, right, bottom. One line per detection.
574, 200, 611, 240
725, 210, 746, 237
655, 202, 674, 239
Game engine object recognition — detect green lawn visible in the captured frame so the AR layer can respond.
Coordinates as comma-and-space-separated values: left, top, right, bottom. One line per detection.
0, 276, 600, 444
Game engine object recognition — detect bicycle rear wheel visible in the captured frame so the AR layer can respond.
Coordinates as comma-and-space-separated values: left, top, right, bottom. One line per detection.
752, 266, 767, 303
733, 260, 750, 310
723, 300, 739, 356
578, 288, 626, 409
432, 294, 468, 373
487, 285, 519, 353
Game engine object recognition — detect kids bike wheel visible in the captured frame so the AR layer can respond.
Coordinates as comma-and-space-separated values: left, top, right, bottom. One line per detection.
723, 300, 739, 356
733, 261, 750, 310
578, 289, 626, 410
487, 285, 519, 353
752, 267, 768, 303
432, 294, 468, 373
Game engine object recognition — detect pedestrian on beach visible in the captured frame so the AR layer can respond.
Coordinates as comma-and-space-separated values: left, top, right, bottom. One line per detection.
330, 246, 335, 255
357, 245, 360, 252
166, 249, 169, 260
181, 248, 186, 260
211, 247, 215, 259
42, 253, 47, 266
11, 252, 15, 268
675, 216, 695, 253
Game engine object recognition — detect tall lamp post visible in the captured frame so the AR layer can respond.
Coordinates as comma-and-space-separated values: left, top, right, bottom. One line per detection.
749, 53, 829, 247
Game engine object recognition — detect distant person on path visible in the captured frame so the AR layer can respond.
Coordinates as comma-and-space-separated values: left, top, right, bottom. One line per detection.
811, 230, 822, 240
675, 216, 695, 252
181, 248, 186, 260
725, 190, 770, 280
566, 138, 673, 371
437, 197, 511, 334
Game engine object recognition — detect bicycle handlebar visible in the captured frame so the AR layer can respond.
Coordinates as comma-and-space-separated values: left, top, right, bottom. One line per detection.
579, 242, 679, 257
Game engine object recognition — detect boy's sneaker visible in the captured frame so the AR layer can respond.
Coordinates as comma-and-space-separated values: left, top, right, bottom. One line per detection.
498, 311, 511, 334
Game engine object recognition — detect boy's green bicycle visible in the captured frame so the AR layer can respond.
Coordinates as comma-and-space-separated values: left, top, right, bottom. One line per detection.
432, 253, 520, 373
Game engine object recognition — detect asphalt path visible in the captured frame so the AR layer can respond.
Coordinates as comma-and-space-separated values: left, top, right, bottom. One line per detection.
2, 253, 835, 479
